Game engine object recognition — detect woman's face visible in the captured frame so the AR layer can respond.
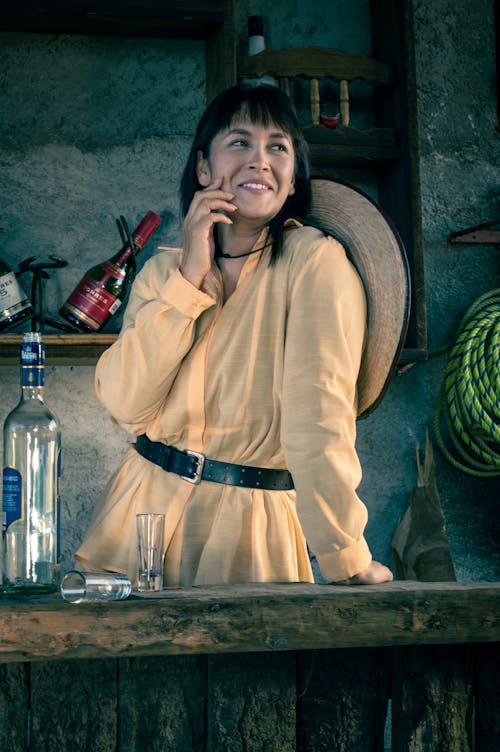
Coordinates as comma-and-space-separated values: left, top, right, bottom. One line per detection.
197, 117, 296, 228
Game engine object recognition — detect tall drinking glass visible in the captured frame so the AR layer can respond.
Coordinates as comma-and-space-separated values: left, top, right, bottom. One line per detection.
136, 513, 165, 591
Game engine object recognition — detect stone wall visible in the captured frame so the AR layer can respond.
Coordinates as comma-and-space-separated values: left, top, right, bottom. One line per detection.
0, 0, 498, 580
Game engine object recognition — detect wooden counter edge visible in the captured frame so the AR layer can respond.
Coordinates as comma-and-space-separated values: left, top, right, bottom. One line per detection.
0, 580, 498, 663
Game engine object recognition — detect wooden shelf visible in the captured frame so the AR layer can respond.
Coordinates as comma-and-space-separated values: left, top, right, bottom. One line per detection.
0, 334, 425, 368
305, 124, 400, 166
238, 46, 393, 85
0, 333, 117, 365
0, 1, 228, 38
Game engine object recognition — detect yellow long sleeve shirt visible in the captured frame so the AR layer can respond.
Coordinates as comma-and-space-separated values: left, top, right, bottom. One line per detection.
76, 222, 372, 585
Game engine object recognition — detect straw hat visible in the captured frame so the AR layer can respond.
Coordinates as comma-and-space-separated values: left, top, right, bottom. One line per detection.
307, 177, 411, 419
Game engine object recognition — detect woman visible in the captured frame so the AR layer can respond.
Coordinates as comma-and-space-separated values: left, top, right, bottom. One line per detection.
76, 83, 393, 586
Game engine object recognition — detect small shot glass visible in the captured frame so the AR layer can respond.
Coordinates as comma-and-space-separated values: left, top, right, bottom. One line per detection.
136, 513, 165, 592
60, 570, 132, 604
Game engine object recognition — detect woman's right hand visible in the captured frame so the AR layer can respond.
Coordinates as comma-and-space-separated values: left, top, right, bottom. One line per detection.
180, 177, 237, 289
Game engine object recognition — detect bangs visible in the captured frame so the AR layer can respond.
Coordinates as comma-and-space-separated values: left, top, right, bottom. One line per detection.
209, 86, 303, 147
233, 98, 298, 135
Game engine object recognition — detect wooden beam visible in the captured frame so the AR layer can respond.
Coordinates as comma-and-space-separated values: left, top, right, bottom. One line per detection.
0, 333, 117, 365
0, 1, 227, 39
0, 582, 498, 664
238, 47, 393, 85
450, 229, 500, 244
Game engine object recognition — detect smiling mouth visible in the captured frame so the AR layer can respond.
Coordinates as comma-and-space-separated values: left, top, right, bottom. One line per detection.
240, 182, 271, 191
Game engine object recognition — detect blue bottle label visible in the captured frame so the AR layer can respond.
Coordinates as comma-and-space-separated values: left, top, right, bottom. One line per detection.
2, 467, 22, 531
56, 450, 62, 563
21, 338, 45, 387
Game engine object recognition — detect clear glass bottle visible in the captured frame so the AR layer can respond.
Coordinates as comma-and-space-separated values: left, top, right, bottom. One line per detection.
59, 210, 162, 332
248, 15, 266, 56
0, 256, 33, 331
2, 332, 61, 593
246, 16, 277, 87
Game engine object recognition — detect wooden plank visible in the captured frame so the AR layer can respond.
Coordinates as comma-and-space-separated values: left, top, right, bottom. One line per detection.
304, 124, 395, 146
0, 663, 29, 752
0, 1, 227, 38
474, 642, 500, 750
391, 645, 473, 751
297, 647, 390, 751
29, 659, 117, 752
118, 655, 207, 752
308, 142, 400, 167
0, 333, 117, 365
0, 583, 499, 663
207, 651, 296, 751
371, 0, 428, 356
239, 47, 393, 85
205, 0, 236, 101
450, 229, 500, 244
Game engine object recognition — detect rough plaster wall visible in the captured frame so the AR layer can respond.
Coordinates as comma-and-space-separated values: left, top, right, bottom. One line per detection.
0, 33, 206, 571
405, 0, 500, 579
357, 0, 500, 580
0, 0, 499, 580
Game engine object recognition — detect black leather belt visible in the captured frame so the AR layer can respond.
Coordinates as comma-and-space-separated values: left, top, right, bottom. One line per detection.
135, 434, 294, 490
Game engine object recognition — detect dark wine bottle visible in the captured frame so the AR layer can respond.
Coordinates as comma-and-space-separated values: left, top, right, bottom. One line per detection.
59, 211, 162, 332
0, 257, 33, 331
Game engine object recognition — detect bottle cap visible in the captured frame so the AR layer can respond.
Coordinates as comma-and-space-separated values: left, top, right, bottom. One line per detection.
248, 16, 264, 37
132, 211, 162, 249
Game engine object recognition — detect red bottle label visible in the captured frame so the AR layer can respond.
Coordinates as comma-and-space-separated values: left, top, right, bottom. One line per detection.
63, 276, 122, 331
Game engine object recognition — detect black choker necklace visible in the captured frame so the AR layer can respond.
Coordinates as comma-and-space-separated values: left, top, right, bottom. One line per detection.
216, 241, 272, 260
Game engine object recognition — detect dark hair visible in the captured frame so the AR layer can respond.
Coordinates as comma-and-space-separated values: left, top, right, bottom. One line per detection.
180, 82, 312, 265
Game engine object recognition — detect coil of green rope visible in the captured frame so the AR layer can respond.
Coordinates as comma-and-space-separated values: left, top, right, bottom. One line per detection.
433, 288, 500, 477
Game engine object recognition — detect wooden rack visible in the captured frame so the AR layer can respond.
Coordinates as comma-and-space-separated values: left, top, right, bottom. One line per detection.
239, 45, 399, 166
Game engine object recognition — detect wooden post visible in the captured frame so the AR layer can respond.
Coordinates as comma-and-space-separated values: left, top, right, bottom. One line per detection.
392, 645, 473, 751
391, 436, 472, 751
310, 78, 321, 123
297, 647, 390, 751
118, 655, 207, 752
339, 80, 350, 126
474, 642, 500, 750
29, 659, 118, 752
0, 664, 29, 752
207, 651, 296, 751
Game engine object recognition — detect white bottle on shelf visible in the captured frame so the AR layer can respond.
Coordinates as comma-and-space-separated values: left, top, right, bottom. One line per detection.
246, 16, 278, 87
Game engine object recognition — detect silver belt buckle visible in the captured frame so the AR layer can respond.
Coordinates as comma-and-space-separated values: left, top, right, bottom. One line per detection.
182, 450, 205, 484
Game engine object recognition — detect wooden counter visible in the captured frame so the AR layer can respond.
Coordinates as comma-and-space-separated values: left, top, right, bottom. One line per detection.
1, 581, 499, 750
0, 580, 498, 663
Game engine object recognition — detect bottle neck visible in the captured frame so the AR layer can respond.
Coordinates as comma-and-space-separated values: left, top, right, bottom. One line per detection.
20, 356, 45, 393
21, 384, 45, 401
111, 242, 135, 267
19, 334, 45, 398
111, 211, 161, 268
